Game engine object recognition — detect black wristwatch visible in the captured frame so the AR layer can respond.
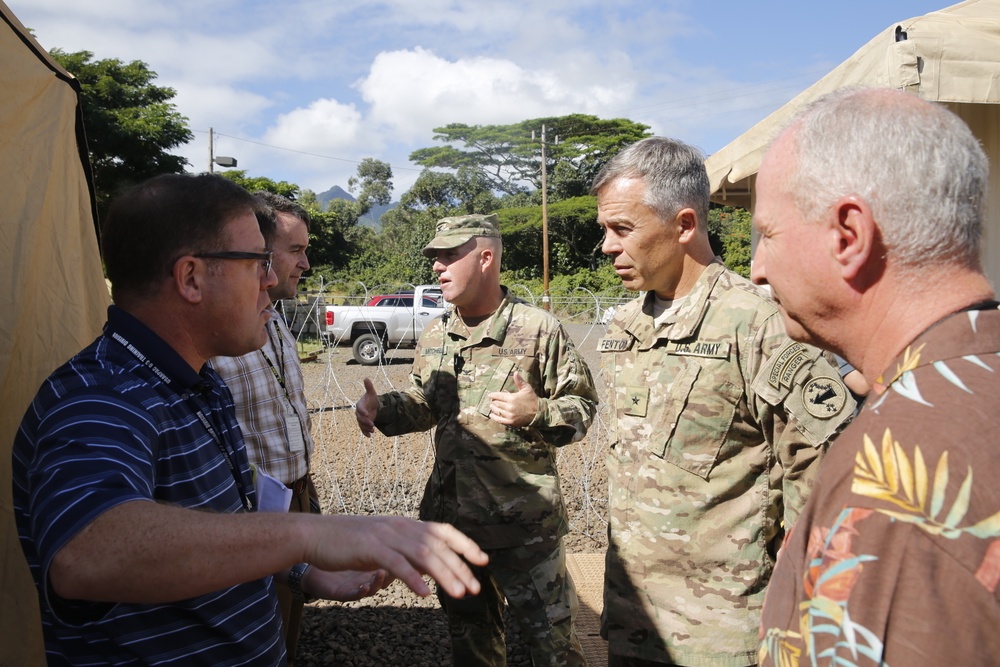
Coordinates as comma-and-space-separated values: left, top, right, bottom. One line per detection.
287, 562, 313, 603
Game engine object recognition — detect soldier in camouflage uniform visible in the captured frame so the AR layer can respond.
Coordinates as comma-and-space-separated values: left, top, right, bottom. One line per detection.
355, 214, 598, 667
589, 137, 856, 667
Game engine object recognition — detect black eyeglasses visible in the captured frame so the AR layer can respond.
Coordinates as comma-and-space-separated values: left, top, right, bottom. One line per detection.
194, 251, 273, 275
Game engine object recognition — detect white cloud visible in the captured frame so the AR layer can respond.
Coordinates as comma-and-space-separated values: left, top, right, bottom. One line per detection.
263, 99, 366, 154
15, 0, 944, 198
227, 99, 377, 194
174, 84, 273, 130
358, 47, 635, 142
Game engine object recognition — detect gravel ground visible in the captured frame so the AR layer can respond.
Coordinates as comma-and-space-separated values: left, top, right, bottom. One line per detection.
294, 323, 613, 666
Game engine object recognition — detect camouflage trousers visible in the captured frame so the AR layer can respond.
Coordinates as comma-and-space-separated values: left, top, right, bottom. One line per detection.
438, 538, 586, 667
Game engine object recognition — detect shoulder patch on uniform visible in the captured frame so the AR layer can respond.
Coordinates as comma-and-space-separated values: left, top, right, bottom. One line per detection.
666, 340, 731, 359
801, 376, 848, 419
768, 342, 811, 389
598, 337, 632, 352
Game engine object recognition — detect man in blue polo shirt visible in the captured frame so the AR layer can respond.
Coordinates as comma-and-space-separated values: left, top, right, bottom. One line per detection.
12, 173, 488, 666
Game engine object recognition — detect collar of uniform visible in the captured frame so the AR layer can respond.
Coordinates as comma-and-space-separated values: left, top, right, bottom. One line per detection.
623, 261, 727, 348
104, 304, 209, 392
446, 286, 516, 347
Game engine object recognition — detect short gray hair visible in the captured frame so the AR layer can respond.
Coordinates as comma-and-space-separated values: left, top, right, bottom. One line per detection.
591, 136, 709, 228
788, 87, 988, 270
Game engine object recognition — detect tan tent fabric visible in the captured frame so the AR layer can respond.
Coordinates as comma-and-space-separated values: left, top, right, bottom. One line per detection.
706, 0, 1000, 218
0, 2, 109, 663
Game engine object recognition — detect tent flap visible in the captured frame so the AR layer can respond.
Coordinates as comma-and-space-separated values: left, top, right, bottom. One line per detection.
0, 1, 109, 664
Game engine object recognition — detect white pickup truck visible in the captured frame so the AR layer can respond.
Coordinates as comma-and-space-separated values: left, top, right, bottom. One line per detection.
324, 285, 448, 365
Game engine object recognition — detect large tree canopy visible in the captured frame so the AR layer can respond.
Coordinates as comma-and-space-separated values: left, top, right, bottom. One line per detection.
398, 167, 500, 218
495, 196, 603, 276
409, 114, 651, 198
49, 49, 193, 218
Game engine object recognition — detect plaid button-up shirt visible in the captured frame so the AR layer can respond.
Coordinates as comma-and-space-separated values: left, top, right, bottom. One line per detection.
212, 308, 313, 485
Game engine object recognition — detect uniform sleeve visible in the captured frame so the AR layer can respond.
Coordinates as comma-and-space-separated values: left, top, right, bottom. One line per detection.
373, 343, 438, 436
748, 314, 857, 527
528, 323, 599, 446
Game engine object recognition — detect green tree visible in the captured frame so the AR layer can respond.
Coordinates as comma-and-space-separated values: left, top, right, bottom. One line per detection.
296, 189, 320, 210
398, 167, 500, 218
495, 196, 603, 275
218, 170, 299, 198
308, 159, 394, 271
348, 158, 393, 212
708, 206, 753, 278
49, 49, 193, 218
321, 164, 501, 287
302, 204, 352, 273
343, 205, 438, 287
218, 160, 393, 274
409, 114, 651, 199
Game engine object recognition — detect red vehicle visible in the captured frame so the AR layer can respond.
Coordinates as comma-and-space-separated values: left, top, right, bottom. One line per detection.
366, 293, 442, 308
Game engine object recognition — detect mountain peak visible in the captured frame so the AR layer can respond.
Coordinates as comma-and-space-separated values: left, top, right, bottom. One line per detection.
317, 185, 355, 204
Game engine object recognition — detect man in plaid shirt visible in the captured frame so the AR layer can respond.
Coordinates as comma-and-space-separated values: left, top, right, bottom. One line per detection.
213, 192, 319, 664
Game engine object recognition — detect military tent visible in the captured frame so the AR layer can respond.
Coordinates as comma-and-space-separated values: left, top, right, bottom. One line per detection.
0, 1, 109, 663
705, 0, 1000, 286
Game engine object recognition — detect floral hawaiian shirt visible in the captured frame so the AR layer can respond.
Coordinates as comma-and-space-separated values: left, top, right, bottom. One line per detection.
759, 306, 1000, 667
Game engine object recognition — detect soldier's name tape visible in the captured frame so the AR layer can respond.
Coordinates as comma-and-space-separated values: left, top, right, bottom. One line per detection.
598, 337, 730, 359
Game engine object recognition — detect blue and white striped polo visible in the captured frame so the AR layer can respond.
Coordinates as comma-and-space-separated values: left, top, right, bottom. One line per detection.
13, 306, 285, 665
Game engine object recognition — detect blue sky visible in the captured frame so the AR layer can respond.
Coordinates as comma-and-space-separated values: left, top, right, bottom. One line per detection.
11, 0, 951, 197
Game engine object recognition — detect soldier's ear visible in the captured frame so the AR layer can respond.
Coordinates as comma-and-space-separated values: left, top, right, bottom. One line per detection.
675, 208, 699, 243
480, 247, 496, 271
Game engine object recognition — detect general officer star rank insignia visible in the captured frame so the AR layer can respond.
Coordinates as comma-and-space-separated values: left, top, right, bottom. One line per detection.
623, 386, 649, 417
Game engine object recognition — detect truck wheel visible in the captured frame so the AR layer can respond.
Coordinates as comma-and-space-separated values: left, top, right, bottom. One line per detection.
352, 333, 384, 365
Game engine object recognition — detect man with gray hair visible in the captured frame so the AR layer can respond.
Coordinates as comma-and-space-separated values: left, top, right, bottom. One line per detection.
591, 137, 856, 666
754, 88, 1000, 665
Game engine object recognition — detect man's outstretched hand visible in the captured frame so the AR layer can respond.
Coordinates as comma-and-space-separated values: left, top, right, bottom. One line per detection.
306, 515, 488, 599
355, 378, 380, 437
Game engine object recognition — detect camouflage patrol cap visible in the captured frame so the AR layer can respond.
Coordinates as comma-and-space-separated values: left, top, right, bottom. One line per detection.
422, 214, 501, 258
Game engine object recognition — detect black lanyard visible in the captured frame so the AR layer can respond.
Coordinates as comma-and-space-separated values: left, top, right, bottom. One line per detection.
260, 319, 290, 396
110, 331, 253, 511
189, 398, 252, 511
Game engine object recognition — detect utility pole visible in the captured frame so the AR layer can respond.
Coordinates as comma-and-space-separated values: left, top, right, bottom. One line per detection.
207, 127, 237, 172
540, 124, 550, 311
